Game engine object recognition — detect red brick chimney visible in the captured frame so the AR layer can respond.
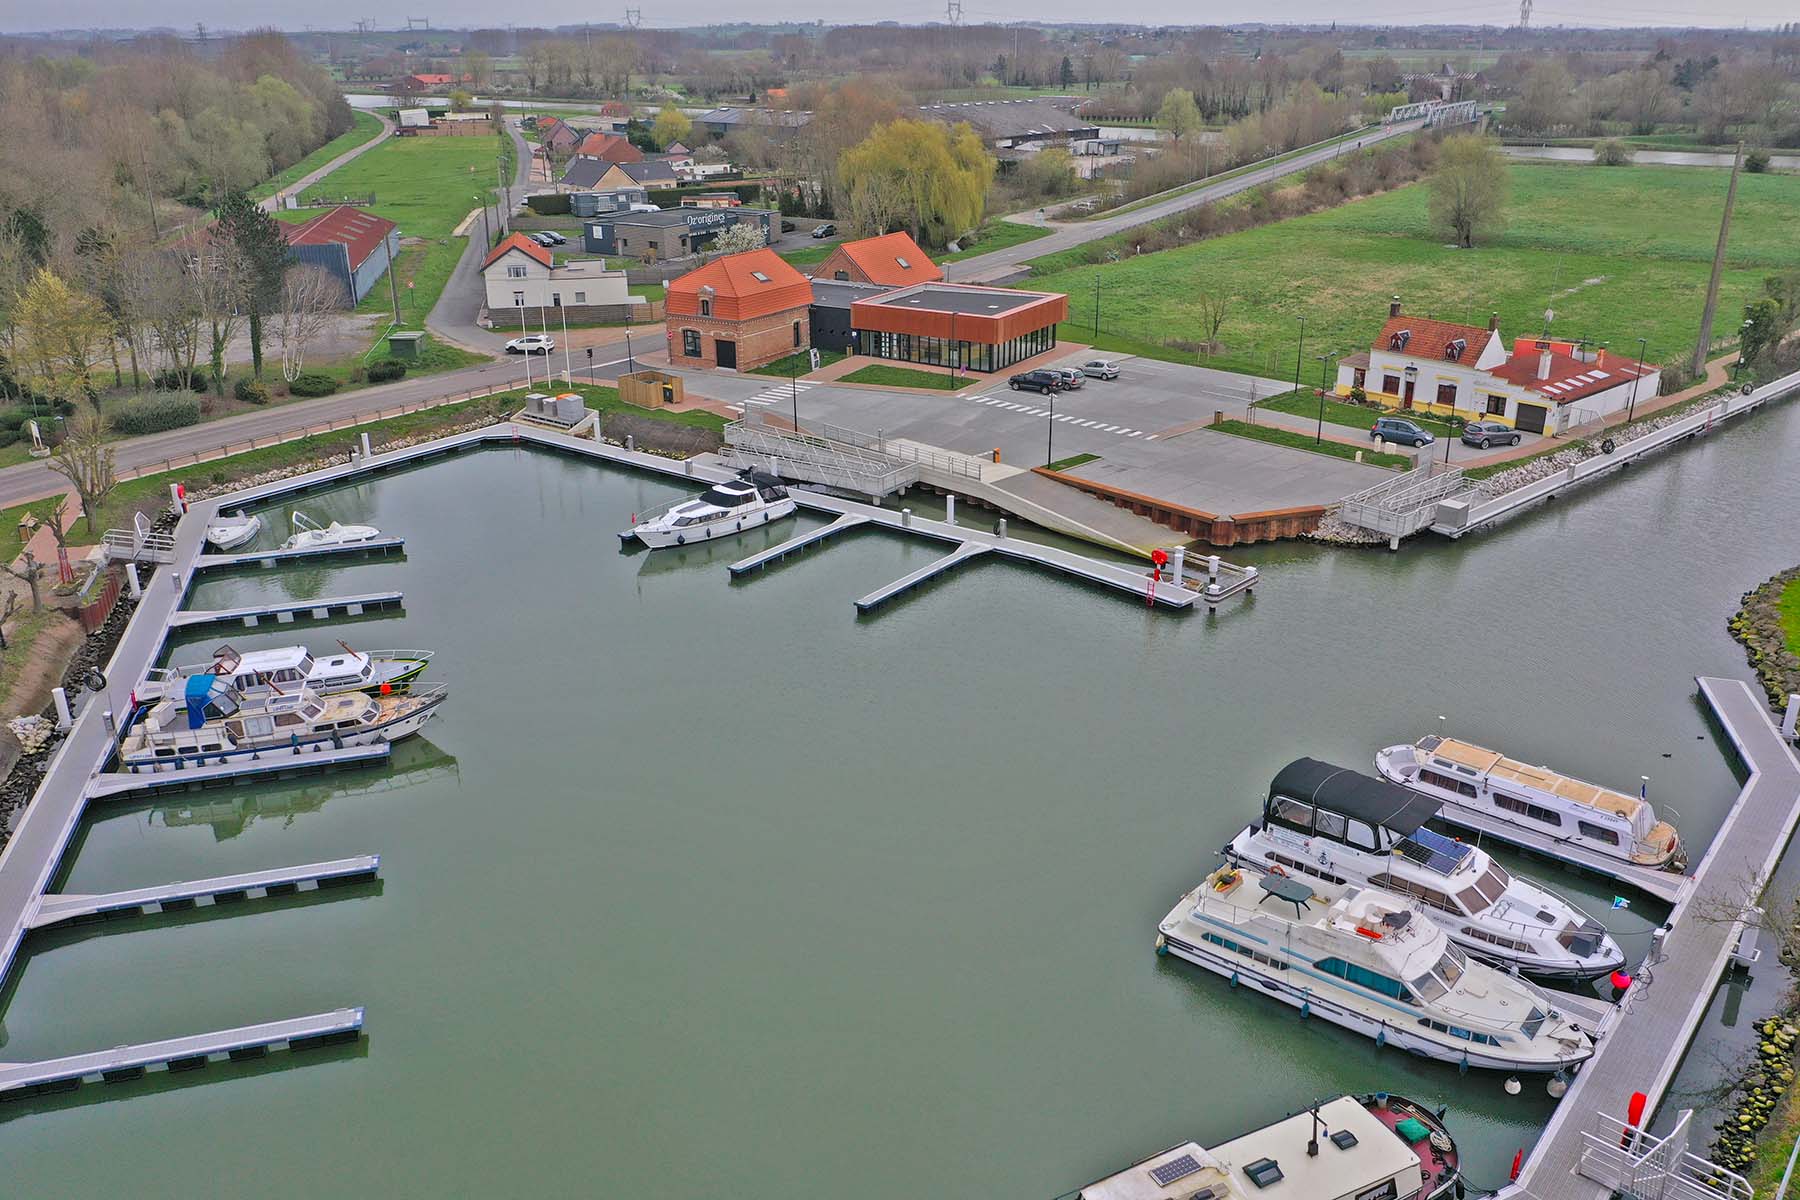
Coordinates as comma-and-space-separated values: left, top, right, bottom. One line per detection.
1536, 340, 1553, 380
1488, 312, 1499, 331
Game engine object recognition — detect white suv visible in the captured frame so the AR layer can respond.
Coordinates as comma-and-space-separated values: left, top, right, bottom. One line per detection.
505, 334, 555, 355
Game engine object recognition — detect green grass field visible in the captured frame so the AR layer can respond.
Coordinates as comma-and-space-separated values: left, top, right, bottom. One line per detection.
777, 244, 835, 267
751, 349, 845, 378
1255, 387, 1455, 439
253, 111, 387, 202
838, 364, 972, 389
1024, 162, 1800, 379
940, 219, 1054, 262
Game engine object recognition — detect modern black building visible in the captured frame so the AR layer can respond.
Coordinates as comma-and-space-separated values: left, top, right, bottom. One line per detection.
806, 279, 892, 354
582, 206, 778, 260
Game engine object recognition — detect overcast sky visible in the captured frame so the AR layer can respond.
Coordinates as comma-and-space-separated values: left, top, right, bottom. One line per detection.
4, 1, 1790, 34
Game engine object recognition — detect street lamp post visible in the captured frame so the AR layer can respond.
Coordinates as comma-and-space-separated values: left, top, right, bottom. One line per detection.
1626, 335, 1648, 422
1314, 350, 1334, 445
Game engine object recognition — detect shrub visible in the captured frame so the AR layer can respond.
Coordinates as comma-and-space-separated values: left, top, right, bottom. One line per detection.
0, 427, 18, 448
289, 373, 339, 397
524, 193, 572, 216
234, 377, 271, 405
366, 357, 409, 383
191, 373, 211, 394
1594, 139, 1635, 166
1348, 386, 1368, 404
110, 394, 202, 435
1658, 361, 1699, 395
1745, 150, 1771, 173
152, 368, 190, 391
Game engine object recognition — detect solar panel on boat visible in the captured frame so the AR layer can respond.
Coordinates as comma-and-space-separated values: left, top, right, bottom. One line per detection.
1395, 827, 1474, 875
1150, 1155, 1205, 1187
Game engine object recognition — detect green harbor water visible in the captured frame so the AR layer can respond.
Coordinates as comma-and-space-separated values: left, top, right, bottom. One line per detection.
3, 403, 1798, 1197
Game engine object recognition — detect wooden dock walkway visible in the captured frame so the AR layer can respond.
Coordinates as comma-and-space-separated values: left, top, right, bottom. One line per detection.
0, 1008, 364, 1100
168, 591, 404, 629
1506, 676, 1800, 1200
28, 856, 380, 929
194, 536, 406, 571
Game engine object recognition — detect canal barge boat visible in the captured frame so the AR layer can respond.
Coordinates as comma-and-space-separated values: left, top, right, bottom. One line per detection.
1157, 860, 1596, 1075
118, 677, 446, 771
282, 510, 382, 551
134, 643, 434, 709
1073, 1093, 1460, 1200
204, 511, 263, 550
1228, 758, 1624, 981
619, 471, 794, 549
1375, 736, 1685, 872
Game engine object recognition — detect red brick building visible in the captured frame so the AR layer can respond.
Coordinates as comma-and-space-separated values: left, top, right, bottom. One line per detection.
575, 132, 643, 164
664, 249, 812, 371
810, 231, 945, 287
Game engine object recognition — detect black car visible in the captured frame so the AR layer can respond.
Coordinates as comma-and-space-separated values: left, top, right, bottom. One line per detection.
1008, 370, 1063, 394
1460, 420, 1522, 448
780, 219, 796, 233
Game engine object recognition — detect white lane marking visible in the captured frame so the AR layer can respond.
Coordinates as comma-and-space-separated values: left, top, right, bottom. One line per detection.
1074, 419, 1098, 427
1126, 431, 1143, 438
1145, 434, 1158, 440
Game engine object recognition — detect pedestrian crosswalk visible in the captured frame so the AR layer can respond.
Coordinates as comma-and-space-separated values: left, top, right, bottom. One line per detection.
726, 381, 815, 415
970, 389, 1155, 439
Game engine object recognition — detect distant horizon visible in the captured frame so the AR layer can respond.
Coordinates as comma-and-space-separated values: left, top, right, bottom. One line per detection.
1, 9, 1793, 36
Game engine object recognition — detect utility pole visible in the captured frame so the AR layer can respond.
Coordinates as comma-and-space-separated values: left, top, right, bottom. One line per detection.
1691, 142, 1743, 376
386, 235, 402, 326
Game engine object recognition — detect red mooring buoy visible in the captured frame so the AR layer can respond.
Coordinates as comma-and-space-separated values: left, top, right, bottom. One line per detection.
1510, 1149, 1523, 1181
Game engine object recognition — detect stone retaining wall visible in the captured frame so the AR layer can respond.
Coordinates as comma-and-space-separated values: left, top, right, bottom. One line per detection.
1731, 567, 1800, 711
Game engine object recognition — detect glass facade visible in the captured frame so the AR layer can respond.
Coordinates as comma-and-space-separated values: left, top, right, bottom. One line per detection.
855, 322, 1058, 374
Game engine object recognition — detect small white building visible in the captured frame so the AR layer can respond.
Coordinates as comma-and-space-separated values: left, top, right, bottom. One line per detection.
481, 232, 637, 324
1335, 299, 1661, 435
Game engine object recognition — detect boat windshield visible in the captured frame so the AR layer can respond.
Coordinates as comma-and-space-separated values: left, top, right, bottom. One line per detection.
697, 486, 754, 508
1456, 863, 1513, 914
1408, 945, 1468, 1003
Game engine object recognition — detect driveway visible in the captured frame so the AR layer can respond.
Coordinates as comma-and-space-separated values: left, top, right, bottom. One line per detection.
945, 117, 1428, 283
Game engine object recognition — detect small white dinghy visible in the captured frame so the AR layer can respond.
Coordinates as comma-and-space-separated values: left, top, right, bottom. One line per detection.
204, 512, 263, 551
282, 510, 381, 551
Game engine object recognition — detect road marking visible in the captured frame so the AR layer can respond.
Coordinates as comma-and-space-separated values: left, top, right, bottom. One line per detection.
1126, 431, 1142, 438
1145, 434, 1158, 440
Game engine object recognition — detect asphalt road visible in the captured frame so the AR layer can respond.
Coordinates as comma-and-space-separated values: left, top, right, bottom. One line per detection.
946, 118, 1427, 282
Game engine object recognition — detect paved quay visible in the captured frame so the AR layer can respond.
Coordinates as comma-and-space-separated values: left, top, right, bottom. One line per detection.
1504, 676, 1800, 1200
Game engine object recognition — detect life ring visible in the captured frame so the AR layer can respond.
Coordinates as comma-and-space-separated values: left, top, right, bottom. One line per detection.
83, 668, 107, 692
1600, 437, 1616, 455
1266, 863, 1288, 877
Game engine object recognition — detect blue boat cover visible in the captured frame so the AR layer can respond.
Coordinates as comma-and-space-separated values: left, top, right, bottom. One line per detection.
184, 674, 218, 730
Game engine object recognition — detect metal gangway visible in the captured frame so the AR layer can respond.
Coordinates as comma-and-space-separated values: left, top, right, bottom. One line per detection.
101, 512, 176, 564
1337, 465, 1475, 539
807, 421, 990, 485
1576, 1111, 1751, 1200
722, 415, 919, 497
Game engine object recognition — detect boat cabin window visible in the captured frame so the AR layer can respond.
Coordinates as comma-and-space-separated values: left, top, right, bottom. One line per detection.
698, 486, 754, 508
1269, 797, 1315, 834
1314, 809, 1347, 839
1457, 863, 1511, 913
1406, 947, 1466, 1003
360, 662, 374, 680
1464, 926, 1531, 953
1420, 768, 1479, 799
1371, 873, 1457, 914
301, 702, 325, 721
1313, 957, 1411, 1003
245, 717, 275, 738
1494, 793, 1562, 826
1577, 820, 1621, 846
275, 713, 304, 727
1345, 818, 1380, 852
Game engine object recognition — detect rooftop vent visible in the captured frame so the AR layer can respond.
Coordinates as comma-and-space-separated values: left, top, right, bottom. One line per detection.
1331, 1130, 1359, 1150
1245, 1159, 1284, 1189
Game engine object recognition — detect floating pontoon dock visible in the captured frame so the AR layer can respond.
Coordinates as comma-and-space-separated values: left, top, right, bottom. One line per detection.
87, 743, 393, 799
1498, 676, 1800, 1200
168, 591, 404, 629
195, 536, 406, 571
28, 856, 380, 929
855, 544, 992, 613
0, 1008, 364, 1101
727, 514, 871, 575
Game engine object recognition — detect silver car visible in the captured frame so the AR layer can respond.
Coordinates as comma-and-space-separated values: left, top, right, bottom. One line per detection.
1053, 367, 1085, 389
1081, 359, 1121, 379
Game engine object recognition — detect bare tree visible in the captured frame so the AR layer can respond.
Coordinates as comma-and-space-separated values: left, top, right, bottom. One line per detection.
48, 412, 117, 536
274, 265, 343, 382
187, 237, 249, 402
1196, 287, 1230, 354
5, 549, 44, 613
0, 589, 19, 650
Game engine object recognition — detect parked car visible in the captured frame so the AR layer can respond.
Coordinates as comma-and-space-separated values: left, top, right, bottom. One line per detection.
529, 232, 556, 247
1052, 367, 1085, 389
1370, 416, 1434, 447
1460, 419, 1522, 448
505, 334, 555, 355
811, 223, 837, 238
1080, 359, 1120, 380
539, 230, 568, 245
1008, 370, 1063, 395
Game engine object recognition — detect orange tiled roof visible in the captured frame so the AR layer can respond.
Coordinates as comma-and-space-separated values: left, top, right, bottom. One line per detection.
832, 232, 944, 287
482, 232, 553, 272
576, 132, 643, 163
666, 249, 812, 322
1374, 315, 1493, 362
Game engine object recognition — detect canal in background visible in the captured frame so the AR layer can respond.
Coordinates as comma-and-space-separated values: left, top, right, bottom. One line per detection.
2, 402, 1797, 1197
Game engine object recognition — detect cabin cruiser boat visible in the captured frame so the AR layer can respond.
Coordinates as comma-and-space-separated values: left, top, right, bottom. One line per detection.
117, 676, 446, 771
1074, 1094, 1460, 1200
282, 510, 381, 551
1375, 736, 1685, 872
1157, 859, 1596, 1073
204, 511, 262, 550
134, 643, 433, 709
619, 471, 794, 549
1228, 758, 1623, 981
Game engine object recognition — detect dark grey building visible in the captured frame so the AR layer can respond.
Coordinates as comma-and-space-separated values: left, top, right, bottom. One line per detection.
582, 206, 778, 260
807, 279, 893, 354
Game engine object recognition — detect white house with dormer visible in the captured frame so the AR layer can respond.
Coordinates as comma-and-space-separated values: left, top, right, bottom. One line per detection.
1335, 299, 1661, 435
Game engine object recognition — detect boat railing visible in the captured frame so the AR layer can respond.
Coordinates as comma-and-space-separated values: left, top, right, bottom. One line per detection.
365, 649, 435, 664
622, 492, 703, 528
1577, 1110, 1750, 1200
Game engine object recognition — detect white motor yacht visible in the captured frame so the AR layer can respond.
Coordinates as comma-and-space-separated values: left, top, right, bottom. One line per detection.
1157, 859, 1596, 1075
619, 471, 794, 548
204, 511, 262, 551
134, 643, 433, 709
1074, 1094, 1460, 1200
118, 677, 446, 771
1376, 736, 1684, 872
1228, 758, 1624, 981
283, 510, 381, 551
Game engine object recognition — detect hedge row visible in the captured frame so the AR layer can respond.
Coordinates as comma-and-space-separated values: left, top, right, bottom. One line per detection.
110, 394, 202, 435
